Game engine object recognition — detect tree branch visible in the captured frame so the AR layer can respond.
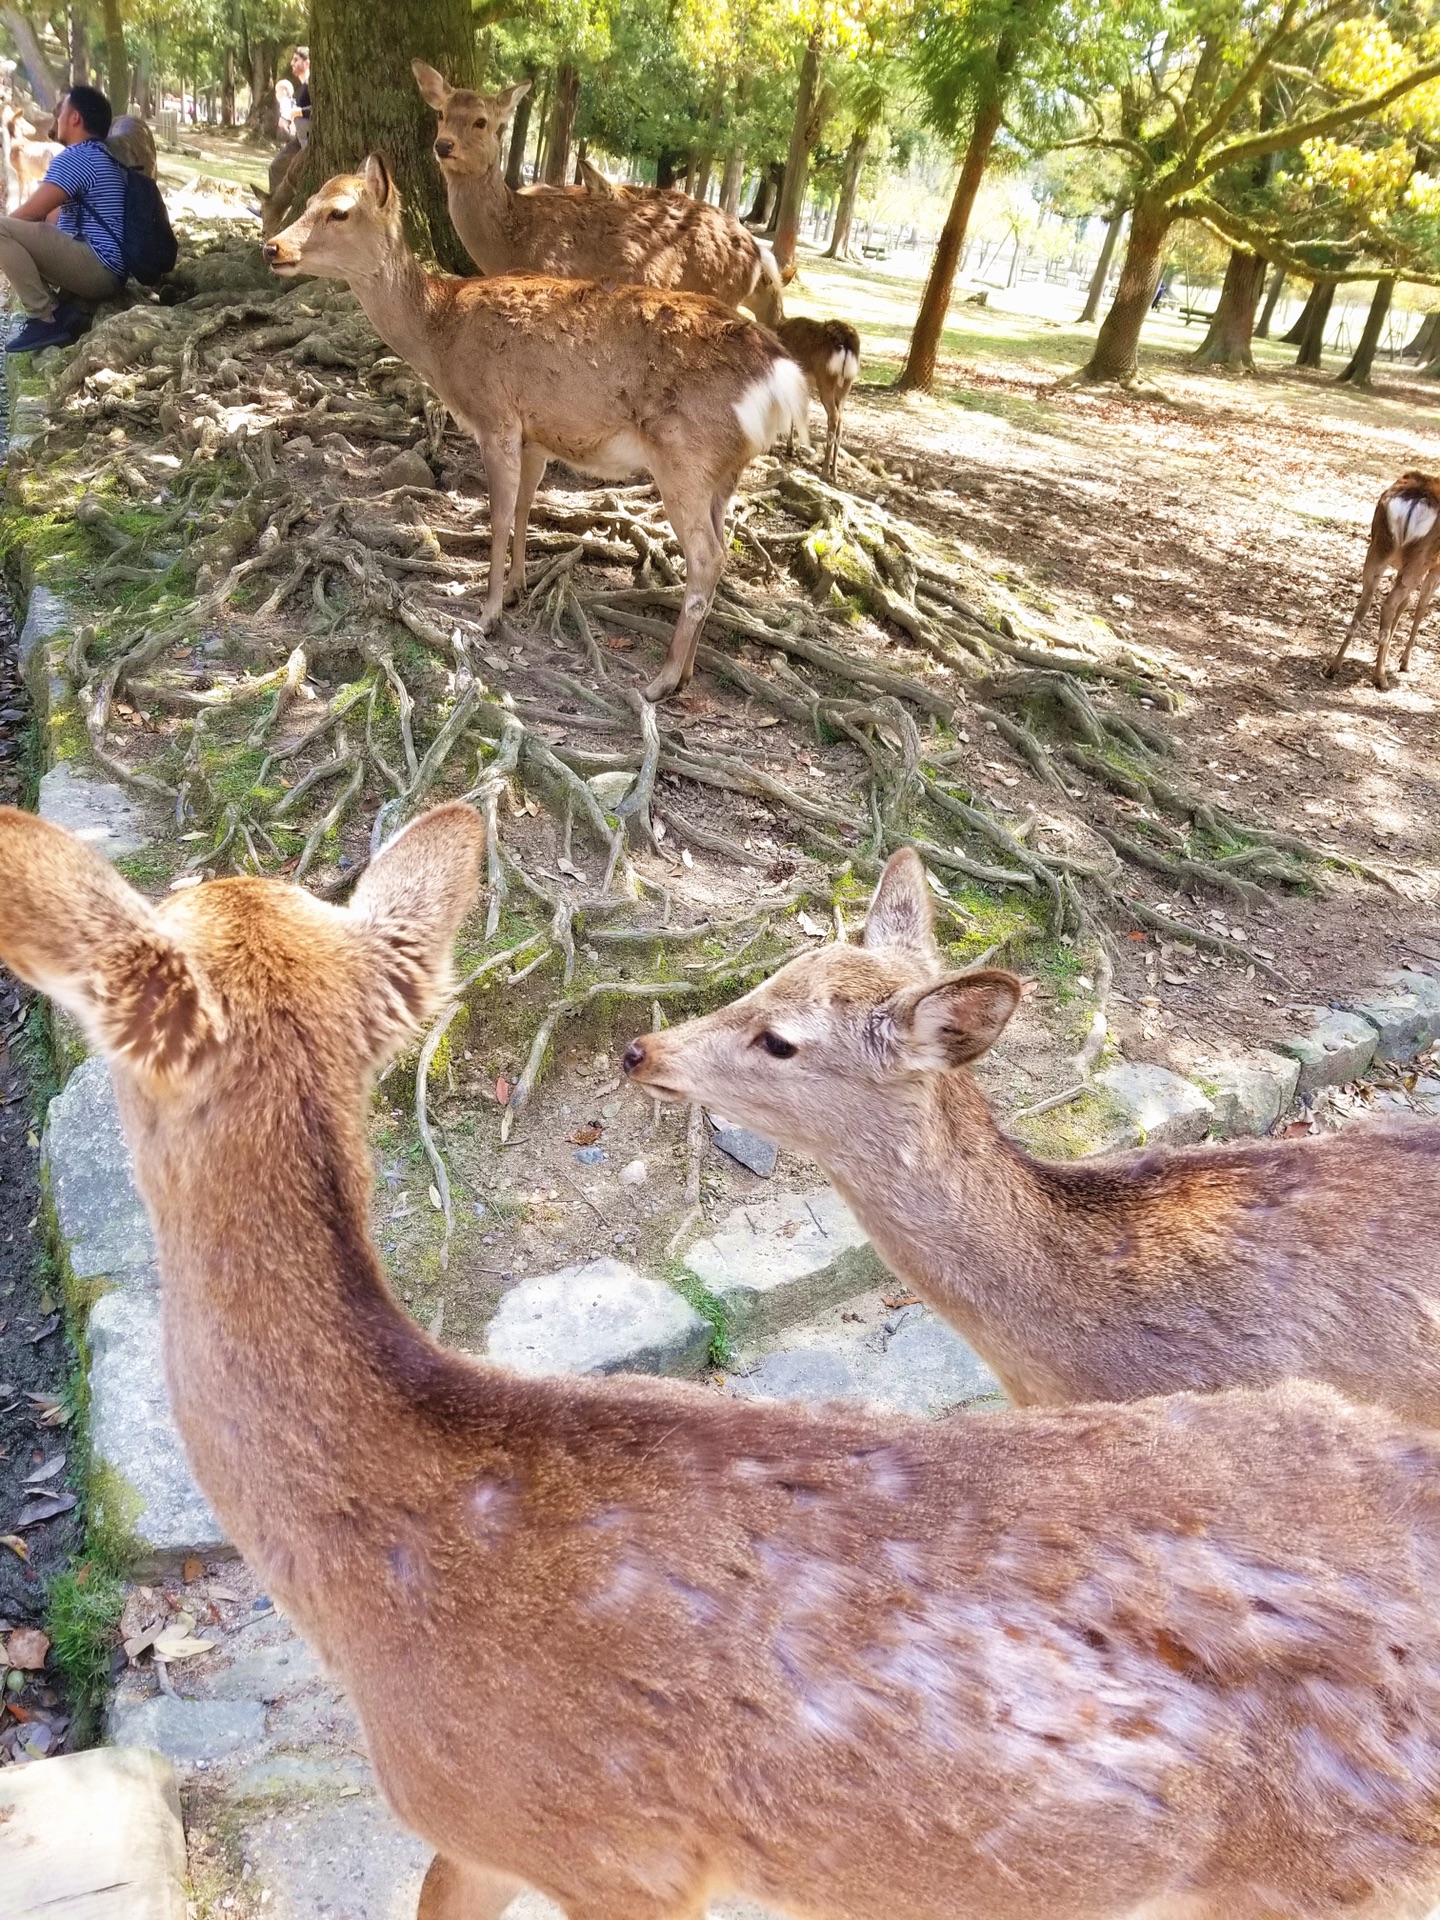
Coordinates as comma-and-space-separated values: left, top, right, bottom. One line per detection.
1196, 57, 1440, 181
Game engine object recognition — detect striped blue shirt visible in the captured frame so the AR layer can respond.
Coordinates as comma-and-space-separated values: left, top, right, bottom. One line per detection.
45, 140, 126, 278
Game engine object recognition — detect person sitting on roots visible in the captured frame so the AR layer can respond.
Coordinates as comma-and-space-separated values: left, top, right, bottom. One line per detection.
0, 83, 126, 354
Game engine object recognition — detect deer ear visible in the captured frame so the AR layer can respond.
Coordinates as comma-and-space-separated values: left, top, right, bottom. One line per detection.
411, 60, 450, 109
349, 803, 485, 1056
493, 79, 531, 118
363, 153, 393, 206
0, 809, 220, 1082
885, 968, 1023, 1071
864, 848, 935, 958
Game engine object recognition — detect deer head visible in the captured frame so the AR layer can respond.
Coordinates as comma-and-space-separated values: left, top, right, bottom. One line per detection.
0, 804, 483, 1109
263, 154, 402, 282
624, 849, 1024, 1156
412, 61, 530, 179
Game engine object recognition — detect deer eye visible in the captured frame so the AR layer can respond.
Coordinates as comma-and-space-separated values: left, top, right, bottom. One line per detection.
755, 1031, 797, 1059
474, 117, 487, 128
328, 208, 349, 221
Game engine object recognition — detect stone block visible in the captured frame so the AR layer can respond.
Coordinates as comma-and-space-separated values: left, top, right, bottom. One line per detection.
1191, 1051, 1299, 1137
43, 1055, 155, 1284
239, 1794, 429, 1919
17, 583, 67, 668
110, 1693, 267, 1769
89, 1286, 226, 1566
1091, 1062, 1215, 1147
732, 1310, 1000, 1416
486, 1258, 711, 1378
38, 760, 154, 858
1348, 971, 1440, 1061
1275, 1008, 1378, 1093
0, 1744, 187, 1919
208, 1637, 321, 1704
683, 1189, 887, 1337
712, 1124, 778, 1177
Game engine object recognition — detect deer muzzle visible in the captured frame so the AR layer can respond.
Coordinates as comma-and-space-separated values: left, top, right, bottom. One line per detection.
434, 137, 455, 159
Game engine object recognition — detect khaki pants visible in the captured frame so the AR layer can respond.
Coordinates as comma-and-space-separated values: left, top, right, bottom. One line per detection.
0, 218, 122, 317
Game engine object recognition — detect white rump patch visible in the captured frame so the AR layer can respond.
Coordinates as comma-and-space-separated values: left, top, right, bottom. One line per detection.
1388, 494, 1439, 547
840, 350, 859, 381
735, 360, 812, 454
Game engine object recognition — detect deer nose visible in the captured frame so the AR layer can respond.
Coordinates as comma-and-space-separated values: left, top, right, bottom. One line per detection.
434, 137, 454, 158
261, 242, 282, 263
622, 1040, 647, 1076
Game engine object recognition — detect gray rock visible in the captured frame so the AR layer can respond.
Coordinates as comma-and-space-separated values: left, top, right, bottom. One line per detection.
1190, 1051, 1299, 1137
9, 392, 49, 455
684, 1189, 887, 1337
89, 1286, 226, 1567
230, 1752, 371, 1803
1090, 1062, 1215, 1147
712, 1125, 778, 1177
1348, 970, 1440, 1061
207, 1638, 322, 1704
43, 1055, 155, 1284
38, 760, 154, 858
587, 770, 633, 808
109, 1693, 267, 1768
874, 1313, 1002, 1414
733, 1346, 860, 1404
241, 1794, 430, 1919
377, 447, 438, 490
1275, 1008, 1378, 1093
0, 1744, 187, 1919
17, 583, 67, 667
486, 1258, 711, 1378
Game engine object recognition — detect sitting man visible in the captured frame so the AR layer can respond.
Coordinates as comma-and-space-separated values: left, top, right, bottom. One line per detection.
1, 83, 126, 353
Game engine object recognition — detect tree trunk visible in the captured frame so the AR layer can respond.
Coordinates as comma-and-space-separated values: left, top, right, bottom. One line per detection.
1254, 265, 1287, 338
246, 44, 280, 139
1404, 310, 1440, 360
1338, 276, 1395, 385
763, 161, 784, 232
656, 148, 682, 190
1077, 191, 1172, 384
1282, 278, 1324, 345
530, 70, 551, 181
1078, 200, 1125, 323
98, 0, 127, 101
1193, 248, 1267, 368
894, 87, 1005, 393
504, 82, 532, 190
541, 62, 578, 185
70, 4, 93, 85
294, 0, 475, 271
825, 126, 866, 259
1295, 276, 1337, 368
2, 10, 58, 108
221, 46, 235, 125
719, 146, 743, 216
772, 26, 821, 275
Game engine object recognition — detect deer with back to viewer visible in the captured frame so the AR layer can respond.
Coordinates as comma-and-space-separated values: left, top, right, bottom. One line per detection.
626, 845, 1440, 1423
413, 62, 785, 329
9, 801, 1440, 1919
264, 157, 808, 702
1325, 471, 1440, 689
774, 315, 861, 479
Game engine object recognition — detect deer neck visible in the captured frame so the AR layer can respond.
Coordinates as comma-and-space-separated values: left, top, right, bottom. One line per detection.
818, 1075, 1097, 1399
345, 245, 460, 398
448, 160, 518, 270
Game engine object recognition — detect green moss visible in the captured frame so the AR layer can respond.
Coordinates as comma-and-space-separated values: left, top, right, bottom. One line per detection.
1011, 1086, 1127, 1161
115, 843, 183, 892
665, 1262, 732, 1368
46, 1556, 126, 1717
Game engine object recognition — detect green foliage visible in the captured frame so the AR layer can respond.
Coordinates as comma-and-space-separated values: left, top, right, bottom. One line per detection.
667, 1263, 734, 1367
47, 1558, 127, 1718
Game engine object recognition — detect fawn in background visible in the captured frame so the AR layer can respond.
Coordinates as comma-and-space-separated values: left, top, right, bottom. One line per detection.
627, 845, 1440, 1422
413, 63, 784, 328
1326, 471, 1440, 689
774, 316, 861, 479
8, 802, 1440, 1919
265, 158, 808, 703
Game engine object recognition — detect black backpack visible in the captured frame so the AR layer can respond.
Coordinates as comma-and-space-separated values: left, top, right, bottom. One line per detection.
74, 147, 178, 285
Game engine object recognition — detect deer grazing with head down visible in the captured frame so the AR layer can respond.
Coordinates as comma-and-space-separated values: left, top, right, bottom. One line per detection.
627, 845, 1440, 1424
265, 158, 808, 703
1326, 471, 1440, 690
413, 62, 785, 329
774, 316, 861, 479
10, 801, 1440, 1920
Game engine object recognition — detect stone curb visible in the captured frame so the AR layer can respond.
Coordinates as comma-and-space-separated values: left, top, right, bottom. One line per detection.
0, 1743, 188, 1918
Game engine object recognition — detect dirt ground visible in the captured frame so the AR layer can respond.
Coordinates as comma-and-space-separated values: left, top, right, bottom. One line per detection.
17, 206, 1440, 1349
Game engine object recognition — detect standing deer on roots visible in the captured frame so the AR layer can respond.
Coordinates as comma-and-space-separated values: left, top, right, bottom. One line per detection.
626, 845, 1440, 1425
412, 62, 785, 330
774, 316, 861, 479
265, 158, 809, 703
13, 803, 1440, 1920
1325, 471, 1440, 689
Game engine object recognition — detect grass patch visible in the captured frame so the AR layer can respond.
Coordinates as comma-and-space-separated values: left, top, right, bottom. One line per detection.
47, 1554, 126, 1720
665, 1260, 733, 1368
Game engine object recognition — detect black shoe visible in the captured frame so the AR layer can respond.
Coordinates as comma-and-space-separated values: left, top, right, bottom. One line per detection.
52, 301, 92, 341
6, 306, 85, 354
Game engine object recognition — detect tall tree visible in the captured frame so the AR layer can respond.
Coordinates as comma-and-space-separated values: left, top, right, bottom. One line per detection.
1338, 274, 1396, 382
772, 23, 823, 272
1078, 199, 1125, 322
296, 0, 474, 269
99, 0, 129, 107
1193, 248, 1268, 367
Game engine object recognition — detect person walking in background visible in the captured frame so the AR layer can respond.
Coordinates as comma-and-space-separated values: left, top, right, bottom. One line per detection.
290, 46, 310, 147
0, 83, 124, 353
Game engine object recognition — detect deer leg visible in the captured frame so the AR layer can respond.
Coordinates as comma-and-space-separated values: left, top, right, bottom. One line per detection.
1325, 554, 1389, 678
1376, 547, 1434, 689
1400, 564, 1440, 672
503, 442, 549, 607
643, 477, 729, 702
416, 1854, 523, 1920
823, 396, 841, 480
477, 433, 523, 633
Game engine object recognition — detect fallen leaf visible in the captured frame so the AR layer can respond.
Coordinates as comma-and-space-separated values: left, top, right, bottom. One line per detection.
796, 911, 826, 938
182, 1557, 204, 1584
603, 634, 633, 651
495, 1077, 511, 1106
556, 857, 584, 879
568, 1124, 602, 1146
23, 1314, 60, 1345
0, 1537, 28, 1561
24, 1131, 36, 1150
22, 1454, 64, 1486
15, 1491, 76, 1527
25, 1393, 71, 1428
882, 1292, 922, 1310
754, 714, 781, 728
4, 1628, 48, 1670
151, 1625, 216, 1662
427, 1184, 442, 1211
